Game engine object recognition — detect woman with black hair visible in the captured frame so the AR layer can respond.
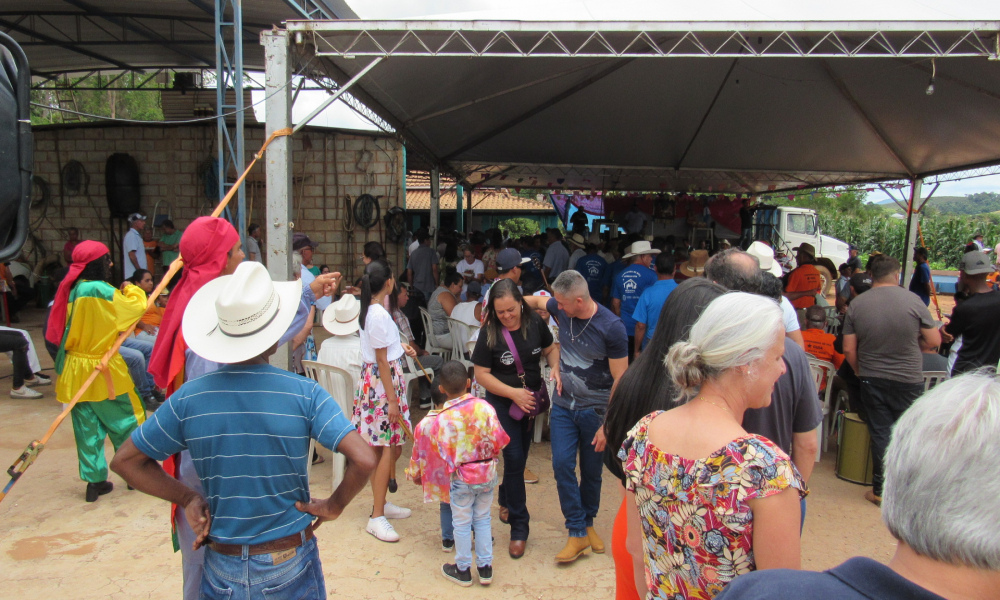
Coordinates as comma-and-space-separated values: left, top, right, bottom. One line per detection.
363, 241, 386, 264
602, 278, 727, 600
354, 259, 417, 543
472, 278, 560, 559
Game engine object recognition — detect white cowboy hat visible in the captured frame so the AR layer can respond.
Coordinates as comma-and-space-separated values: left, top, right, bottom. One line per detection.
182, 261, 302, 364
323, 294, 361, 336
567, 232, 586, 247
747, 241, 782, 277
623, 240, 662, 259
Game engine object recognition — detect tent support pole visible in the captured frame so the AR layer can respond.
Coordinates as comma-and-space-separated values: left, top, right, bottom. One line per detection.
264, 29, 293, 369
431, 166, 440, 247
456, 183, 464, 234
900, 178, 922, 289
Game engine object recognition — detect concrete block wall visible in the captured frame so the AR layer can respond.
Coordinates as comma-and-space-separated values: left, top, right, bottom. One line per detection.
27, 123, 405, 283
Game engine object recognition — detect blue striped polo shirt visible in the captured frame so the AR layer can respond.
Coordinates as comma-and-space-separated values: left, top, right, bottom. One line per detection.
131, 364, 354, 545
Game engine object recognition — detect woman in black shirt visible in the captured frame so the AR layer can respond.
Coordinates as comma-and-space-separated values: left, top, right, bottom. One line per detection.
472, 279, 559, 559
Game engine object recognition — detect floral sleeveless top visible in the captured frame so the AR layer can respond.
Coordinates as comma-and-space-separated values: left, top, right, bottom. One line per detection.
618, 411, 807, 600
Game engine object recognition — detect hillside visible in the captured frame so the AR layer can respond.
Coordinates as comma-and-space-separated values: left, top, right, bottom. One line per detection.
876, 192, 1000, 215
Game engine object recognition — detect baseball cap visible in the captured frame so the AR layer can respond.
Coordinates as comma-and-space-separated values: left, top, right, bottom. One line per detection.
466, 281, 482, 295
960, 251, 993, 275
496, 248, 530, 273
292, 232, 318, 251
849, 272, 873, 295
848, 243, 859, 251
128, 213, 147, 223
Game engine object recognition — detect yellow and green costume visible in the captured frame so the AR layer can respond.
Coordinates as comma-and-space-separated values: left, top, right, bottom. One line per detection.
55, 280, 147, 483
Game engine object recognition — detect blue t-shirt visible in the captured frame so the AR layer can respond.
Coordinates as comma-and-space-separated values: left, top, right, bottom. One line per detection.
631, 278, 678, 348
576, 254, 610, 301
908, 262, 931, 305
131, 364, 354, 545
612, 264, 658, 335
546, 298, 628, 411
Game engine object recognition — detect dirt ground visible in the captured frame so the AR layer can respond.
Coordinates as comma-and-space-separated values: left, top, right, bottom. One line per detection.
0, 306, 900, 600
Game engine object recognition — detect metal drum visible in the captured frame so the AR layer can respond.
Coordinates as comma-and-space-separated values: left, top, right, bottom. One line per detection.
836, 412, 874, 485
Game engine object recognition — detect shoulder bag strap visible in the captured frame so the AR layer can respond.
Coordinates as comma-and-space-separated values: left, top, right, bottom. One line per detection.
501, 327, 527, 387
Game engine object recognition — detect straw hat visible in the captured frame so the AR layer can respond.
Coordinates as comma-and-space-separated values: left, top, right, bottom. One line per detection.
746, 241, 782, 277
793, 242, 816, 259
182, 261, 301, 364
567, 232, 586, 247
623, 240, 661, 259
323, 294, 361, 336
679, 250, 709, 277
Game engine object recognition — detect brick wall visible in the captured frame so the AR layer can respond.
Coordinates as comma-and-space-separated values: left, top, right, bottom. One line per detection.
27, 123, 405, 283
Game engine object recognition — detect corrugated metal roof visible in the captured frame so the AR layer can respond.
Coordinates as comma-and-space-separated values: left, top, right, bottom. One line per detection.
406, 188, 552, 212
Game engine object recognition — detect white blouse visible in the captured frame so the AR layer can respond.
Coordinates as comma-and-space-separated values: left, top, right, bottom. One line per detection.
359, 303, 404, 364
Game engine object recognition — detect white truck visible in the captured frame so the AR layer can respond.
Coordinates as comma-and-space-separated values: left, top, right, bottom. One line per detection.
753, 205, 850, 294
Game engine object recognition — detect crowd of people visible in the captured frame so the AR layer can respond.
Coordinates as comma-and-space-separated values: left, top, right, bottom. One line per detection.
5, 210, 999, 600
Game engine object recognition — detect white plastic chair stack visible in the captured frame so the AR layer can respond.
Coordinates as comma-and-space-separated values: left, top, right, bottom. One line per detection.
447, 317, 474, 368
807, 357, 836, 457
418, 306, 451, 360
302, 360, 354, 494
921, 371, 949, 392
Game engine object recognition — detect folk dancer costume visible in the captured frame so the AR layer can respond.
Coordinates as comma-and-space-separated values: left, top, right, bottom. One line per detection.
45, 241, 147, 498
147, 216, 319, 600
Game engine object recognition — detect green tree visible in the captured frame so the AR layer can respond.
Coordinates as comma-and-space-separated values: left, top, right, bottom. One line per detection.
30, 74, 165, 125
498, 217, 540, 239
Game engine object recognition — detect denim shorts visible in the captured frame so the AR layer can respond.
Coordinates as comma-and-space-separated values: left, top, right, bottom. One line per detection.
201, 534, 325, 599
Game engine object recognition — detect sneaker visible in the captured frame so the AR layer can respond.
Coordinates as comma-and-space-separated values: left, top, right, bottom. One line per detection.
85, 481, 114, 502
10, 386, 43, 399
151, 389, 166, 403
524, 468, 539, 484
25, 373, 51, 386
142, 395, 162, 413
477, 565, 493, 585
441, 563, 472, 587
366, 516, 400, 542
383, 501, 411, 519
419, 398, 433, 409
442, 538, 454, 552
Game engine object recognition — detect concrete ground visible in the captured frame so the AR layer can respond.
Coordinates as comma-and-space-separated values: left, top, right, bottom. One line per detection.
0, 306, 900, 599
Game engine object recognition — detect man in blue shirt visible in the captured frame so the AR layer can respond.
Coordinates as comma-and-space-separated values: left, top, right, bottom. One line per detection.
611, 241, 659, 362
575, 244, 610, 304
631, 252, 677, 358
112, 262, 377, 599
908, 246, 932, 306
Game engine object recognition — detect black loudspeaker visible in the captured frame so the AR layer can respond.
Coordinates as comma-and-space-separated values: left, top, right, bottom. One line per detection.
105, 153, 141, 218
0, 32, 32, 263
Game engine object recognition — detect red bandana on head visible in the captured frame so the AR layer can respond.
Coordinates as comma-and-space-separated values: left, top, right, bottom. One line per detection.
45, 241, 110, 346
148, 216, 240, 392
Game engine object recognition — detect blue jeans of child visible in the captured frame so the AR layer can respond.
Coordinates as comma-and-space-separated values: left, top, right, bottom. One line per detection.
440, 502, 453, 540
120, 337, 155, 397
451, 478, 496, 571
550, 403, 605, 538
201, 534, 325, 600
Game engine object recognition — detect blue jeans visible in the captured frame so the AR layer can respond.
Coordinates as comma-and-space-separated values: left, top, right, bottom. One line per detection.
550, 403, 605, 538
440, 502, 453, 541
120, 337, 155, 397
201, 534, 325, 599
450, 478, 495, 571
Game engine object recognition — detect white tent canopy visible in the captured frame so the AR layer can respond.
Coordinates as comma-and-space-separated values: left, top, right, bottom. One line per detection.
289, 18, 1000, 192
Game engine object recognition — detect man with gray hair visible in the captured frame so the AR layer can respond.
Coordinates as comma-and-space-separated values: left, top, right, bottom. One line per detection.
717, 371, 1000, 599
524, 270, 628, 564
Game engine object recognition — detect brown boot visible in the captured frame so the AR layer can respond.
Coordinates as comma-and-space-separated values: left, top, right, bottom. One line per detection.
864, 490, 882, 507
499, 507, 509, 524
587, 527, 605, 554
509, 540, 526, 559
555, 536, 590, 563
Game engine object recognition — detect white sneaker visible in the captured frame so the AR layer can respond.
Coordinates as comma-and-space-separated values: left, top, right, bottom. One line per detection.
26, 374, 51, 386
10, 386, 43, 399
384, 501, 412, 519
366, 516, 400, 542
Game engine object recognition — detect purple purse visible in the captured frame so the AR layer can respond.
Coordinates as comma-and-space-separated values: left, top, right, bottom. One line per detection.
502, 327, 550, 421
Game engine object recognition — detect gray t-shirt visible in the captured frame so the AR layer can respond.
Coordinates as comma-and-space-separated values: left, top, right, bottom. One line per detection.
246, 236, 262, 262
546, 298, 628, 411
742, 338, 823, 457
543, 242, 570, 280
409, 245, 438, 298
843, 285, 935, 384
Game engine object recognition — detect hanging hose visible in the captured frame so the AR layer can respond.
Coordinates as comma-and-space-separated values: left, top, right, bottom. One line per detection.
353, 193, 380, 229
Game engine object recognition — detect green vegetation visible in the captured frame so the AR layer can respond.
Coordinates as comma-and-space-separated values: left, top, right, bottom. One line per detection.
498, 217, 541, 239
30, 75, 165, 125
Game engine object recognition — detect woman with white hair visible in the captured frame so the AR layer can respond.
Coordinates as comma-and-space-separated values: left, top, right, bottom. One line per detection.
717, 370, 1000, 599
619, 292, 807, 599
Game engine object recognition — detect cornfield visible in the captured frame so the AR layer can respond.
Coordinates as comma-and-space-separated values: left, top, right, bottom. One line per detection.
819, 214, 1000, 269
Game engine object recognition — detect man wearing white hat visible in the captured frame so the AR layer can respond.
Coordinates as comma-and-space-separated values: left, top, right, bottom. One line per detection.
611, 241, 659, 362
566, 232, 587, 272
747, 241, 805, 350
123, 213, 148, 279
319, 294, 364, 384
113, 262, 377, 599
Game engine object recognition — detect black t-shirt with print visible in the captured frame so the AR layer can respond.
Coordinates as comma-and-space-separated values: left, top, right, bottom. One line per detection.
472, 313, 553, 391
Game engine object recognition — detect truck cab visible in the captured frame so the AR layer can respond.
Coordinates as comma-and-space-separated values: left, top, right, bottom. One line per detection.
753, 205, 850, 293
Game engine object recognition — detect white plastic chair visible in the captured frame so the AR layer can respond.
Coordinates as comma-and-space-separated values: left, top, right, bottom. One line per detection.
807, 357, 836, 457
302, 360, 354, 494
419, 306, 451, 360
922, 370, 949, 392
398, 332, 434, 402
447, 317, 474, 367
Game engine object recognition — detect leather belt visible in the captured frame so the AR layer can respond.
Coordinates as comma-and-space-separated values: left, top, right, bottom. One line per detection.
208, 523, 314, 557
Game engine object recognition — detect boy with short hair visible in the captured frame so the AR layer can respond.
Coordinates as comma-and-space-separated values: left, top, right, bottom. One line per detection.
407, 361, 510, 587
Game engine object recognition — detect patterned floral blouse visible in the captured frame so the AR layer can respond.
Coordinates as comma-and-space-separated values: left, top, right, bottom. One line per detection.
619, 411, 807, 600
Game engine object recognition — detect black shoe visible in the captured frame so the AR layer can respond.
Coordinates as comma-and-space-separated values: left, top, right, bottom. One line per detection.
151, 389, 166, 403
85, 481, 114, 502
442, 538, 454, 552
442, 563, 472, 587
477, 565, 493, 585
388, 478, 398, 493
142, 395, 162, 413
419, 398, 432, 409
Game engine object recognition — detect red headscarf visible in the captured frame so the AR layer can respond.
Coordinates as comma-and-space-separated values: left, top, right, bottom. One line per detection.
45, 241, 110, 346
148, 217, 240, 391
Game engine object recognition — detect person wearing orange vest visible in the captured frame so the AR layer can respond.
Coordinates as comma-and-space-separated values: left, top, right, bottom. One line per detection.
800, 306, 844, 391
784, 243, 823, 310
